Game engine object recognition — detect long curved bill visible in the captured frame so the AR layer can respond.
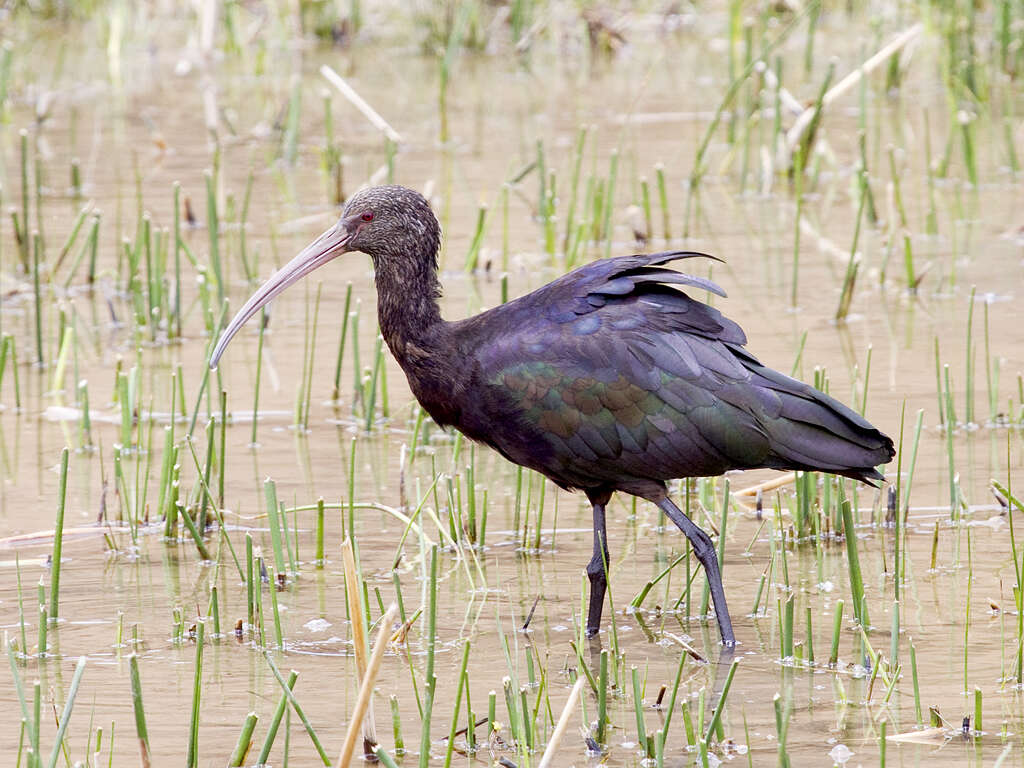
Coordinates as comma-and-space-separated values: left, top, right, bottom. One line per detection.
210, 222, 352, 368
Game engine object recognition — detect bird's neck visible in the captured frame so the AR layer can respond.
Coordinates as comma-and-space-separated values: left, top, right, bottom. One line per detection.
372, 248, 465, 428
373, 252, 446, 362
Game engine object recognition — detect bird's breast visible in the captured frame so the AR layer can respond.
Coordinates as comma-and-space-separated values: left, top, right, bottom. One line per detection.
401, 362, 463, 429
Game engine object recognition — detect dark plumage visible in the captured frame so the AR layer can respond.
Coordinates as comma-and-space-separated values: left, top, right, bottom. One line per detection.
211, 185, 895, 647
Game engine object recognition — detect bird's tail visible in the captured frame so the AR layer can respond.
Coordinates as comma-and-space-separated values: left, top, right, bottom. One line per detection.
740, 352, 895, 484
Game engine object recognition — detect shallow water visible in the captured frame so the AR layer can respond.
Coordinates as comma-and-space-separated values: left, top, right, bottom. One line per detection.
1, 3, 1024, 766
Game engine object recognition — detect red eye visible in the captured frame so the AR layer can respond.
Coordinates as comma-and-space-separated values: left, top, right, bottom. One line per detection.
361, 212, 374, 222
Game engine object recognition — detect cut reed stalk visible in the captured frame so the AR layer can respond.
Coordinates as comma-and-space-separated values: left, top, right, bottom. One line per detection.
337, 604, 399, 768
829, 600, 844, 667
839, 482, 866, 628
228, 713, 258, 767
342, 539, 377, 754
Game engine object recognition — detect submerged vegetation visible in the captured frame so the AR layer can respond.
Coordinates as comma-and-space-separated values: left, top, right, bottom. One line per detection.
0, 0, 1023, 765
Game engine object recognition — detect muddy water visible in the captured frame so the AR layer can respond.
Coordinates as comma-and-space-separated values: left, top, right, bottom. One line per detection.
1, 6, 1024, 767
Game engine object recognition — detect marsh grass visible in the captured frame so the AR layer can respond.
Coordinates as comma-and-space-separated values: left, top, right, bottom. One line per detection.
0, 1, 1022, 765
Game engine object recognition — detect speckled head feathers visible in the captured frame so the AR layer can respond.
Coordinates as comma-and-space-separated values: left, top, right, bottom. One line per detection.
341, 185, 441, 269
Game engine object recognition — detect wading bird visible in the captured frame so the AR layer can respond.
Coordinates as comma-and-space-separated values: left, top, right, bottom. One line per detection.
211, 185, 894, 646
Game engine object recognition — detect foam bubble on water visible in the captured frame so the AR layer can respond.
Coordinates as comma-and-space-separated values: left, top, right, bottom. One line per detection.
303, 618, 332, 633
829, 744, 854, 764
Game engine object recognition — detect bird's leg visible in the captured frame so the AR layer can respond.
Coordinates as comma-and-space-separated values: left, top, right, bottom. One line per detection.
585, 492, 612, 637
657, 497, 735, 647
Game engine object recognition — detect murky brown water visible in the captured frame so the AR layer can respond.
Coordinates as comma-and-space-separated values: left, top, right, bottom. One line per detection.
2, 4, 1024, 767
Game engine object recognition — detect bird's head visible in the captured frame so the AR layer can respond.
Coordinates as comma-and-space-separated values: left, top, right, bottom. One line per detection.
340, 185, 440, 263
209, 185, 440, 368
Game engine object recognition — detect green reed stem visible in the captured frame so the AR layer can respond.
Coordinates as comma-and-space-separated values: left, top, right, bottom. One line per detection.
350, 303, 361, 413
887, 147, 916, 293
685, 2, 815, 236
639, 176, 653, 242
704, 658, 739, 750
302, 282, 323, 430
386, 693, 404, 755
48, 447, 69, 621
128, 654, 150, 766
780, 595, 795, 659
311, 497, 325, 568
563, 127, 588, 254
943, 364, 957, 518
186, 620, 205, 768
228, 712, 258, 767
654, 163, 670, 241
264, 479, 287, 576
51, 204, 90, 276
790, 150, 804, 309
960, 112, 977, 187
37, 580, 47, 657
794, 60, 834, 177
773, 692, 790, 768
631, 666, 648, 755
348, 437, 357, 540
245, 533, 255, 631
802, 606, 819, 663
373, 745, 401, 768
45, 656, 86, 768
177, 497, 211, 561
264, 653, 331, 765
188, 303, 227, 437
257, 670, 298, 764
205, 171, 222, 302
419, 545, 439, 768
331, 283, 353, 401
269, 568, 284, 648
909, 638, 922, 724
366, 335, 384, 430
464, 204, 487, 271
632, 552, 688, 610
442, 640, 472, 768
19, 130, 29, 271
839, 481, 866, 627
836, 180, 866, 322
7, 644, 32, 749
171, 182, 183, 337
32, 232, 43, 366
251, 306, 266, 444
596, 648, 609, 745
601, 151, 619, 258
199, 420, 215, 531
